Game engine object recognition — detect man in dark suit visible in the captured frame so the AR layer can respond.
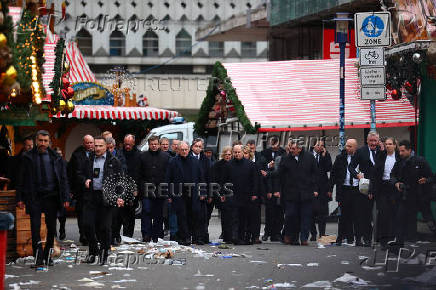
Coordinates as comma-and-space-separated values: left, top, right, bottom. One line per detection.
77, 136, 123, 265
277, 140, 319, 246
189, 138, 213, 243
391, 140, 433, 247
348, 132, 380, 246
330, 138, 359, 246
247, 139, 268, 243
140, 135, 170, 243
17, 130, 69, 267
310, 139, 332, 240
68, 134, 94, 245
166, 141, 206, 245
261, 136, 286, 241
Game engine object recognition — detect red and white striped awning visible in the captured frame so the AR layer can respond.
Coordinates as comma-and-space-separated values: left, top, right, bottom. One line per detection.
222, 59, 416, 131
51, 105, 178, 121
43, 31, 97, 101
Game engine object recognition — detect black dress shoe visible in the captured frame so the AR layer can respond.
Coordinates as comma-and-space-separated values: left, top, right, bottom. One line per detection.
59, 231, 66, 241
142, 236, 151, 243
253, 238, 262, 244
99, 250, 109, 266
232, 239, 244, 245
195, 240, 205, 245
31, 258, 44, 268
170, 234, 177, 241
262, 235, 269, 242
355, 241, 364, 247
84, 255, 96, 264
152, 237, 158, 243
270, 235, 282, 242
180, 239, 191, 246
290, 241, 300, 246
47, 258, 54, 266
363, 241, 371, 247
79, 236, 88, 246
112, 238, 120, 246
310, 236, 317, 242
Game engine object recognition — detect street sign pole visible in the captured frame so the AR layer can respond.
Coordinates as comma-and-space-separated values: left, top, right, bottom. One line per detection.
370, 100, 376, 132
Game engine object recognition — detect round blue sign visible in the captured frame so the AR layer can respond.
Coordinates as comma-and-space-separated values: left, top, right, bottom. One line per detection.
361, 15, 384, 37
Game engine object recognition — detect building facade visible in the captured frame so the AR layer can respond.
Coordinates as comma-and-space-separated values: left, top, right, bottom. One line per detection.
58, 0, 268, 115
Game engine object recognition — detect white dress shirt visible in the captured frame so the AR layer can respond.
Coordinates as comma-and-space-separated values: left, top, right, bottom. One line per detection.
383, 153, 396, 180
344, 155, 359, 186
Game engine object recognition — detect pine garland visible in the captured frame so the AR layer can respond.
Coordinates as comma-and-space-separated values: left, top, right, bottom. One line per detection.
49, 38, 65, 108
195, 61, 258, 135
13, 9, 45, 91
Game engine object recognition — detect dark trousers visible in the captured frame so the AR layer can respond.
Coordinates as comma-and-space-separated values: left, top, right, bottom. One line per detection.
229, 204, 249, 241
395, 196, 418, 244
264, 197, 284, 237
355, 192, 373, 243
29, 196, 59, 261
175, 197, 207, 242
112, 205, 135, 238
141, 198, 164, 240
284, 199, 312, 242
376, 182, 397, 245
311, 197, 329, 238
74, 196, 85, 239
220, 202, 233, 242
337, 186, 359, 242
83, 192, 113, 255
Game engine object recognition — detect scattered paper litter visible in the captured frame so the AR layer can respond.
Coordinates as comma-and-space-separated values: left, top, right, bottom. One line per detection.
404, 266, 436, 285
5, 274, 18, 279
327, 255, 336, 258
18, 280, 41, 286
121, 236, 141, 244
359, 256, 368, 260
89, 271, 110, 276
8, 283, 20, 290
302, 281, 332, 288
416, 241, 431, 244
317, 244, 325, 249
123, 274, 131, 277
112, 286, 126, 289
334, 273, 369, 286
78, 278, 95, 282
108, 267, 134, 271
70, 243, 77, 248
317, 235, 337, 245
79, 282, 105, 288
277, 263, 303, 268
341, 261, 350, 265
193, 270, 214, 277
362, 265, 383, 270
401, 253, 426, 265
112, 279, 136, 283
250, 260, 268, 264
307, 263, 319, 267
264, 282, 295, 288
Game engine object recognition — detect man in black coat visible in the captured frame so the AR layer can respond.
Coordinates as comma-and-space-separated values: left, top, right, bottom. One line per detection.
166, 141, 206, 245
112, 134, 141, 241
227, 145, 259, 244
261, 136, 286, 241
330, 138, 359, 246
189, 138, 213, 243
390, 140, 433, 246
17, 130, 69, 267
7, 135, 33, 190
276, 140, 318, 245
67, 134, 94, 245
140, 135, 170, 243
77, 136, 123, 265
310, 139, 332, 240
247, 140, 267, 243
348, 132, 380, 246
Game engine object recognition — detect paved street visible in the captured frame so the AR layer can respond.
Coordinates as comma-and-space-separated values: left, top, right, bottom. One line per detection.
5, 215, 436, 290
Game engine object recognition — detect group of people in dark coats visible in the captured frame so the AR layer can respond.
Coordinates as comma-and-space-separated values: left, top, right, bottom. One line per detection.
12, 128, 436, 267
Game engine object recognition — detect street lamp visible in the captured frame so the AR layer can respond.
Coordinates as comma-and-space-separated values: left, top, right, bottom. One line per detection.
333, 12, 352, 152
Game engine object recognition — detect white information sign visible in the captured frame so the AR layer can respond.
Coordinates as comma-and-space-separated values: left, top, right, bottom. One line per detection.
360, 67, 386, 86
359, 47, 385, 66
355, 12, 391, 47
361, 86, 386, 101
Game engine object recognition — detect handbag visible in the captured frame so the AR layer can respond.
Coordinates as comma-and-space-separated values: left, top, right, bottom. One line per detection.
359, 175, 370, 195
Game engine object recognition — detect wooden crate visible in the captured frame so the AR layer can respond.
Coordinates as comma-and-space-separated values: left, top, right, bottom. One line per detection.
16, 207, 47, 257
0, 190, 18, 261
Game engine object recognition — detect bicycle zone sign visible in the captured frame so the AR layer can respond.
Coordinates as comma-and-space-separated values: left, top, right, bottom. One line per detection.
355, 12, 391, 47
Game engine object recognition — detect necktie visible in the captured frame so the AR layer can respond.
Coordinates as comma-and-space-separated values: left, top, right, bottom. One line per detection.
371, 150, 376, 165
39, 154, 47, 188
315, 153, 319, 163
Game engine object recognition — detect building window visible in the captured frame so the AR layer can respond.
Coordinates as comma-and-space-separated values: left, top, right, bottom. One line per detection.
76, 28, 92, 56
143, 31, 158, 56
209, 41, 224, 57
110, 30, 125, 56
241, 42, 256, 58
175, 29, 192, 56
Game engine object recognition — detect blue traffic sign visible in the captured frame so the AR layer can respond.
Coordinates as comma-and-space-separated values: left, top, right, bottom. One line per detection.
362, 15, 385, 37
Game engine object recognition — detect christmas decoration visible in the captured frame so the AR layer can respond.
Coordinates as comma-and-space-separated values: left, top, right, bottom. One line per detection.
102, 173, 137, 207
195, 61, 257, 135
103, 66, 137, 107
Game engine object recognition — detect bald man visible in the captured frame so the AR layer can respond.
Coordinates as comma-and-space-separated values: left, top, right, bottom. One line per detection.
330, 138, 359, 246
67, 134, 95, 246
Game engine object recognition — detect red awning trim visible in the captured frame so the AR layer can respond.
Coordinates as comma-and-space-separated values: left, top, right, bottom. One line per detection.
51, 105, 178, 121
257, 122, 417, 132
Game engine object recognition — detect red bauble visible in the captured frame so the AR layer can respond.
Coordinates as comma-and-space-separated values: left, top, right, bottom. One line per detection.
219, 90, 226, 97
391, 89, 402, 100
67, 87, 74, 97
62, 77, 70, 88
